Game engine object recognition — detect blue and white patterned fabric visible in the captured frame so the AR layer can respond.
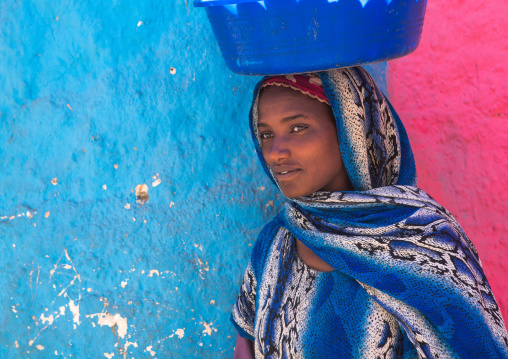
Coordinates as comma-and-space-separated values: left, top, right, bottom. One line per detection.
231, 67, 508, 358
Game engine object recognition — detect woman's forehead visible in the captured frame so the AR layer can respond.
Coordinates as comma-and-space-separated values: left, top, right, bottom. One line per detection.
257, 86, 333, 123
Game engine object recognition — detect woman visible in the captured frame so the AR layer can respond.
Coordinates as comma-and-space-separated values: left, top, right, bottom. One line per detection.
231, 67, 508, 358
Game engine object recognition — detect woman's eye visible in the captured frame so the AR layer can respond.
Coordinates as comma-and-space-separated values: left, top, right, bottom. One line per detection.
260, 132, 272, 140
292, 125, 307, 133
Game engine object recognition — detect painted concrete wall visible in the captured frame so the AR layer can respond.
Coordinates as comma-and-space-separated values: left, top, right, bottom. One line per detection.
387, 0, 508, 320
0, 1, 284, 357
2, 1, 504, 358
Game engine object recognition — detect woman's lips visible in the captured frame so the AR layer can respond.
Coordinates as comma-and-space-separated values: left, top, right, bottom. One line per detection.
275, 169, 301, 181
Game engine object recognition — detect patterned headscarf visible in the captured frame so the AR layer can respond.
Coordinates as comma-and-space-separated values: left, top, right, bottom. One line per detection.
251, 67, 417, 193
242, 67, 508, 358
260, 73, 330, 106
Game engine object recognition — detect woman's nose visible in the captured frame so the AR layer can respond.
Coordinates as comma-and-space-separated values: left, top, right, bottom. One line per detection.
267, 135, 290, 164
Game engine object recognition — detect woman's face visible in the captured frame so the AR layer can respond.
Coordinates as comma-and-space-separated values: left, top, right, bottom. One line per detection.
257, 86, 353, 198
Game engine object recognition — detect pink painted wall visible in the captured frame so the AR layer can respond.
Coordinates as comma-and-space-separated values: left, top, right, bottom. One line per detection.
387, 0, 508, 320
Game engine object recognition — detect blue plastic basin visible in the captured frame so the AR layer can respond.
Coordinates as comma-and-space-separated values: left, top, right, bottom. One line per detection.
194, 0, 427, 75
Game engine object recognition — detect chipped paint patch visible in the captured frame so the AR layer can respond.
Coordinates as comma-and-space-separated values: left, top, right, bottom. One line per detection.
104, 353, 114, 359
146, 345, 156, 356
69, 299, 80, 325
148, 270, 159, 277
167, 328, 185, 339
135, 184, 148, 196
124, 341, 138, 350
87, 313, 128, 339
36, 345, 44, 350
202, 321, 213, 336
40, 313, 54, 325
152, 178, 161, 187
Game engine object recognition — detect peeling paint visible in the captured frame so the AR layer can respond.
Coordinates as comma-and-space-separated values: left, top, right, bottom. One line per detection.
146, 345, 156, 356
148, 270, 159, 277
202, 321, 213, 336
69, 299, 80, 325
169, 328, 185, 339
87, 313, 128, 339
124, 341, 138, 350
40, 313, 54, 325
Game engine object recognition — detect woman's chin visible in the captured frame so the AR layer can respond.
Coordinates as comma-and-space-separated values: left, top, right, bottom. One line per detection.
280, 186, 315, 199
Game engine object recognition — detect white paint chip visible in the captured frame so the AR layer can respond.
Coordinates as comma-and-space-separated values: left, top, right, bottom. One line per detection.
102, 184, 107, 190
45, 211, 50, 218
124, 342, 138, 350
121, 280, 128, 288
137, 21, 143, 27
40, 313, 54, 325
87, 313, 128, 339
170, 67, 176, 75
59, 306, 66, 316
202, 322, 213, 336
51, 178, 58, 185
146, 346, 156, 356
135, 184, 149, 197
148, 270, 159, 277
152, 179, 161, 187
175, 328, 184, 339
69, 299, 80, 325
36, 345, 44, 350
124, 203, 131, 209
104, 353, 114, 359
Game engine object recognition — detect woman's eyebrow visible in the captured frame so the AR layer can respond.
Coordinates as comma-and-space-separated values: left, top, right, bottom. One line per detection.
258, 114, 307, 128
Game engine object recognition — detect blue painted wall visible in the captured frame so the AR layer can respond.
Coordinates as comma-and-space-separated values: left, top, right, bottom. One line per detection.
0, 1, 386, 357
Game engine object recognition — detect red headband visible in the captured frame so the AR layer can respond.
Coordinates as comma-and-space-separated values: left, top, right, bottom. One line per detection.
260, 74, 330, 106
